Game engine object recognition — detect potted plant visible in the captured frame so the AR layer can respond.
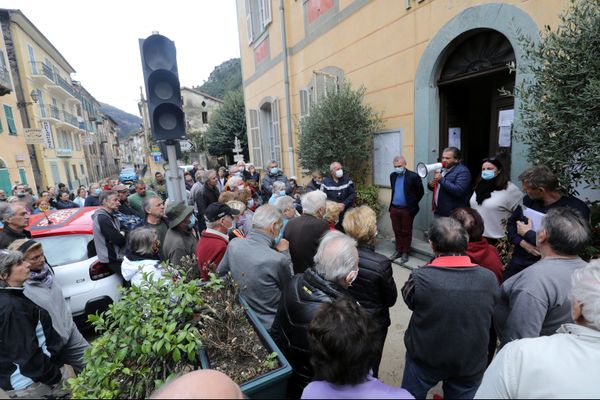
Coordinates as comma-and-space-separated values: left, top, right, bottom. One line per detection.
69, 266, 291, 399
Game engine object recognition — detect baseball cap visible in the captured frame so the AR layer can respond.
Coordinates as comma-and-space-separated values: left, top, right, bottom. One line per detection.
205, 202, 240, 222
113, 184, 129, 192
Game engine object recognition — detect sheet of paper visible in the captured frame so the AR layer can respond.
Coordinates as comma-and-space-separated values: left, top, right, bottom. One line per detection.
498, 109, 514, 127
522, 206, 545, 232
448, 127, 461, 149
498, 125, 512, 147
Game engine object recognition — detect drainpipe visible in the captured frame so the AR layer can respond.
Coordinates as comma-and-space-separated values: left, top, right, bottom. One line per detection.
279, 0, 295, 175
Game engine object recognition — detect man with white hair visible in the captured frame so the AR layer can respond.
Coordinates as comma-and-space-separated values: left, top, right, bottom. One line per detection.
271, 230, 359, 398
476, 259, 600, 398
216, 204, 292, 330
320, 161, 356, 229
283, 190, 329, 274
495, 207, 591, 348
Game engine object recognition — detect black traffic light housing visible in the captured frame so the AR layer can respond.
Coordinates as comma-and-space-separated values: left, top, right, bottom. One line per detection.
139, 34, 186, 142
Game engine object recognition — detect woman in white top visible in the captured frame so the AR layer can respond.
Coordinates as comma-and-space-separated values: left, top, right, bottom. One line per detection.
121, 227, 165, 287
469, 158, 522, 244
73, 187, 87, 207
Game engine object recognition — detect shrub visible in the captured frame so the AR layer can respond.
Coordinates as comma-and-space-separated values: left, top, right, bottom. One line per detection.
297, 81, 382, 186
354, 186, 383, 217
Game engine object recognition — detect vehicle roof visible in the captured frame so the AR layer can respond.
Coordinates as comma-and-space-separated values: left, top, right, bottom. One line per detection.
28, 207, 96, 237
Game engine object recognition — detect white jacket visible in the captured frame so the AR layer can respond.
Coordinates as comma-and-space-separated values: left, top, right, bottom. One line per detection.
120, 256, 165, 287
475, 323, 600, 398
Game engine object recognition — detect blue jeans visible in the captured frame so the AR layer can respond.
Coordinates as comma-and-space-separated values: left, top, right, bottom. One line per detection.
401, 354, 482, 399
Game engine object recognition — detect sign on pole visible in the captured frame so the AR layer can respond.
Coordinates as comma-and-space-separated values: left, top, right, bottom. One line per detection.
24, 128, 44, 145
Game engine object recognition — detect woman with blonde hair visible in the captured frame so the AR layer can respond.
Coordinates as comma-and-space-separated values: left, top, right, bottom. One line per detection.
342, 205, 397, 378
324, 201, 341, 231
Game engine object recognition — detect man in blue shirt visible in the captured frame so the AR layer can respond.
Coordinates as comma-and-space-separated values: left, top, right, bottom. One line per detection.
389, 155, 424, 263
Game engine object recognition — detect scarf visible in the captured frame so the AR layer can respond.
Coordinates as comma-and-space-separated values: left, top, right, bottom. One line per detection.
29, 263, 54, 288
474, 178, 498, 205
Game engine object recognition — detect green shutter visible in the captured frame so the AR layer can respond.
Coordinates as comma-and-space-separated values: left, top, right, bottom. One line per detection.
19, 168, 27, 185
4, 105, 16, 135
0, 169, 10, 193
0, 111, 3, 133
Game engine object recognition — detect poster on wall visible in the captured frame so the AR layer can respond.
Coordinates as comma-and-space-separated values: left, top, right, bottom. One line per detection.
448, 127, 461, 149
498, 109, 514, 148
373, 130, 402, 187
42, 121, 54, 149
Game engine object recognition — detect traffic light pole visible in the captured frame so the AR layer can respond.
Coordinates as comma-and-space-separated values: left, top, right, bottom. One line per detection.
165, 141, 185, 203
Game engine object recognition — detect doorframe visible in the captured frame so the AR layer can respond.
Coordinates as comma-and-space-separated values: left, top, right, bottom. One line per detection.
413, 3, 540, 236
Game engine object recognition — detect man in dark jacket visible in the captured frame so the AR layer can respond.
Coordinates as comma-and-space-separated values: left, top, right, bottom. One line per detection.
320, 161, 356, 229
84, 183, 102, 207
283, 190, 329, 274
271, 231, 359, 398
261, 160, 291, 203
401, 217, 499, 399
427, 147, 472, 217
389, 155, 425, 262
0, 203, 31, 249
92, 191, 126, 274
504, 165, 590, 281
55, 192, 78, 210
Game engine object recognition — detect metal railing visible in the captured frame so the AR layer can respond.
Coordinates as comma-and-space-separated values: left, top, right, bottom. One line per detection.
0, 66, 12, 90
63, 110, 79, 127
54, 74, 76, 97
39, 105, 80, 129
30, 62, 54, 81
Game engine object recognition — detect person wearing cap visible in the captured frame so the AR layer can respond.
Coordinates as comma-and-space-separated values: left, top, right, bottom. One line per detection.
195, 203, 239, 281
162, 201, 197, 268
217, 204, 293, 330
8, 239, 89, 372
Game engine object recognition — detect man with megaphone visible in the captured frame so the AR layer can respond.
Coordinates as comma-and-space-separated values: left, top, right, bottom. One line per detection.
427, 147, 472, 218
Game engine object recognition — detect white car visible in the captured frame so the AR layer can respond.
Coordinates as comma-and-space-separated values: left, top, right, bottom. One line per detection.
28, 207, 123, 328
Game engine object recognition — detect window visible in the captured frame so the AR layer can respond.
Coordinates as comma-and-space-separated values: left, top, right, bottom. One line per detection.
299, 89, 311, 119
202, 111, 208, 124
74, 133, 81, 151
246, 0, 272, 43
3, 105, 16, 135
36, 235, 92, 266
80, 164, 85, 175
249, 109, 263, 168
309, 70, 339, 106
270, 98, 282, 165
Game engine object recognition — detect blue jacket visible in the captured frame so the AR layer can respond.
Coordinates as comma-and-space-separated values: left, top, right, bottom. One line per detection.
428, 163, 472, 217
389, 169, 424, 217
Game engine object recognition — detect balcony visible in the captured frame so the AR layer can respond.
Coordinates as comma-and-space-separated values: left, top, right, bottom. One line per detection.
56, 148, 72, 157
39, 105, 81, 129
0, 66, 12, 95
29, 62, 54, 84
63, 110, 79, 127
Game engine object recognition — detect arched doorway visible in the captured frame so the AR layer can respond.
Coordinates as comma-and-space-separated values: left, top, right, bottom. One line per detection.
438, 30, 515, 177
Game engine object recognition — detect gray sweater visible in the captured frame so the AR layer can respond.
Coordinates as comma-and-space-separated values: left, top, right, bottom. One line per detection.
495, 256, 587, 347
217, 229, 293, 330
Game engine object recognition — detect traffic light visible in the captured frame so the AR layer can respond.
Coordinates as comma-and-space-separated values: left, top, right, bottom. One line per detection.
139, 34, 186, 141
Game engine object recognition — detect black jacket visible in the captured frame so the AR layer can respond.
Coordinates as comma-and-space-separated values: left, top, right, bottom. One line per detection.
0, 225, 32, 250
84, 195, 101, 207
271, 268, 350, 397
0, 287, 63, 390
348, 244, 398, 328
389, 169, 425, 216
200, 183, 220, 213
283, 214, 329, 274
56, 199, 78, 209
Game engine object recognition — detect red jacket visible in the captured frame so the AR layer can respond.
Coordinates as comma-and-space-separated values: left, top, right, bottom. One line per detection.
466, 240, 503, 284
195, 230, 229, 280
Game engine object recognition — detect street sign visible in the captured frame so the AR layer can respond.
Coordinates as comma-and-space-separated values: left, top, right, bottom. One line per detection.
153, 155, 161, 162
24, 128, 44, 144
180, 140, 193, 152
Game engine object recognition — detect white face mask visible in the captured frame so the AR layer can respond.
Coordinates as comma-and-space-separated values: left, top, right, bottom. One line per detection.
335, 169, 343, 178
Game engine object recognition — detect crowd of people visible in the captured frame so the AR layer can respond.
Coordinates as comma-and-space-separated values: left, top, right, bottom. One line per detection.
0, 152, 598, 399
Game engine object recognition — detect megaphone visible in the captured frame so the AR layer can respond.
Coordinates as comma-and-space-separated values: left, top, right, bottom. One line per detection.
417, 162, 443, 178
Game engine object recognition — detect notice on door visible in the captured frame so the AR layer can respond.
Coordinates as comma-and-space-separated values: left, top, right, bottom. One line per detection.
448, 127, 461, 149
498, 109, 514, 148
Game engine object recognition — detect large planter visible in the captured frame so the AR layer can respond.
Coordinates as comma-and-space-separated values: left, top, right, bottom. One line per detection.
199, 296, 292, 399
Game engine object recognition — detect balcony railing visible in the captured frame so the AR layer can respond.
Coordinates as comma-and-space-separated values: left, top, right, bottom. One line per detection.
54, 74, 76, 97
30, 62, 54, 81
63, 110, 79, 127
39, 105, 80, 129
0, 66, 12, 94
56, 148, 72, 157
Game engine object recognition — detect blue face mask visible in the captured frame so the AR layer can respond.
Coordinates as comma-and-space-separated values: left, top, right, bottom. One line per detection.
95, 188, 102, 195
188, 214, 197, 230
270, 167, 279, 175
481, 170, 496, 181
278, 190, 286, 197
235, 172, 242, 177
394, 167, 405, 174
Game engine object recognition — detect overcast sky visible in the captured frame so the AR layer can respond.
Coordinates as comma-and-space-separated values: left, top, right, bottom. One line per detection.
3, 0, 241, 115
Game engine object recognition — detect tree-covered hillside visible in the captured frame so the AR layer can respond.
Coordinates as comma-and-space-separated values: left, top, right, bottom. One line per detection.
100, 102, 142, 139
195, 58, 242, 99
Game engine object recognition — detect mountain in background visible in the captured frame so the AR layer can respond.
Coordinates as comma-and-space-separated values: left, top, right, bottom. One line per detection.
195, 58, 242, 99
100, 102, 142, 139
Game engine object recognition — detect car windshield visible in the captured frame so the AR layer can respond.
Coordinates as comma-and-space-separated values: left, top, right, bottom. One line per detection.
36, 234, 92, 266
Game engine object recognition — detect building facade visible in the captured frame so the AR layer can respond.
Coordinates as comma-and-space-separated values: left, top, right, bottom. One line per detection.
235, 0, 569, 236
1, 9, 88, 192
0, 23, 35, 194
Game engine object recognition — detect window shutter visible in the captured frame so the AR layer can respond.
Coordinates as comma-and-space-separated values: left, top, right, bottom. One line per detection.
262, 0, 272, 27
325, 75, 339, 96
4, 106, 16, 135
312, 72, 327, 105
249, 109, 262, 168
271, 99, 282, 166
299, 89, 309, 118
245, 0, 254, 43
